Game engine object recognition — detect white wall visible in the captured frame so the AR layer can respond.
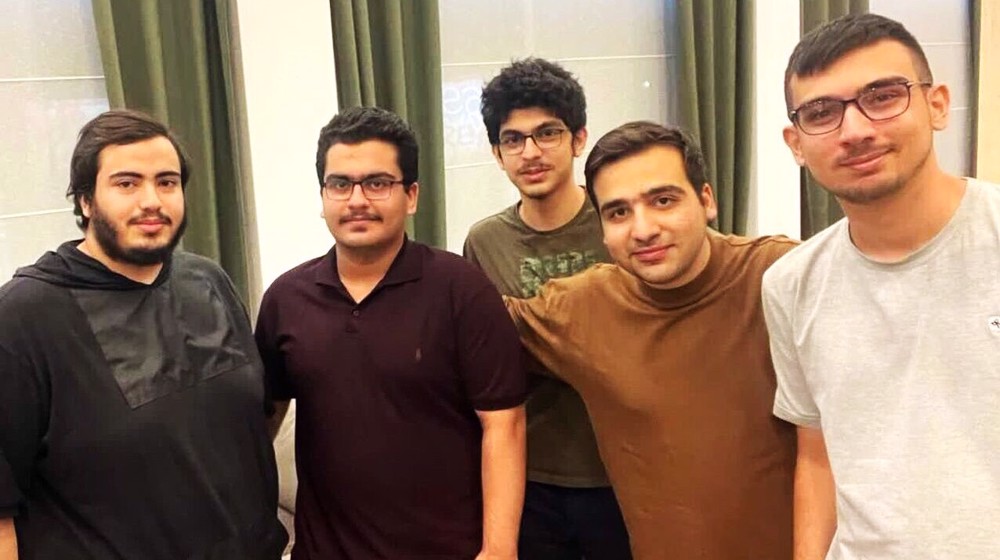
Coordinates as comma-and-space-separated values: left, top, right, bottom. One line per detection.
750, 0, 802, 238
870, 0, 973, 177
233, 0, 339, 295
0, 0, 108, 281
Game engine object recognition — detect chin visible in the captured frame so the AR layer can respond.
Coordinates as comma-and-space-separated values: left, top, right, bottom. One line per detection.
518, 183, 556, 200
830, 179, 904, 204
631, 266, 673, 286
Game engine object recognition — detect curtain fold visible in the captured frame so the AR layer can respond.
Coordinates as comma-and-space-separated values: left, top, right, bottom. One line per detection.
330, 0, 447, 247
798, 0, 869, 239
91, 0, 257, 305
676, 0, 754, 235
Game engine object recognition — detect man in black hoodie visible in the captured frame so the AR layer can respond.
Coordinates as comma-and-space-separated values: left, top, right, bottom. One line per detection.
0, 110, 287, 559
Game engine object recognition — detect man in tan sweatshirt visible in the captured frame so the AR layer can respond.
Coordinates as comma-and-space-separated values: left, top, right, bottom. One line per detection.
506, 121, 797, 560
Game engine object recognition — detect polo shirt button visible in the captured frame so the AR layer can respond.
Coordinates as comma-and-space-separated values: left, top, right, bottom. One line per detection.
352, 309, 360, 317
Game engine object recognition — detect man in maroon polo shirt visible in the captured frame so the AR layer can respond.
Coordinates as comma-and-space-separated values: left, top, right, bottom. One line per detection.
254, 106, 527, 560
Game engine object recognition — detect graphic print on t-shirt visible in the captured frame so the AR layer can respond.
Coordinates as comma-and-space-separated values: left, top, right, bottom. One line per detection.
519, 251, 601, 297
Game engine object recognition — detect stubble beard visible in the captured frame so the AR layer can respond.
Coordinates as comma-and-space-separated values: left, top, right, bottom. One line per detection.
829, 142, 932, 205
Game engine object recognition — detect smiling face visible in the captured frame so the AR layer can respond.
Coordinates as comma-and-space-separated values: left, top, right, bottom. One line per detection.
80, 136, 186, 270
493, 107, 586, 201
321, 139, 418, 256
593, 145, 716, 289
783, 39, 950, 204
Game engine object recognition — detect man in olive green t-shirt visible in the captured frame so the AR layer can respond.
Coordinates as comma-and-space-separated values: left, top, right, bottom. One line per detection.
464, 58, 631, 559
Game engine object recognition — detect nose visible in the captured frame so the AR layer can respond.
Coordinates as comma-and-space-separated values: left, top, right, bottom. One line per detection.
520, 136, 543, 159
137, 181, 163, 210
630, 205, 660, 243
838, 102, 877, 144
346, 182, 370, 208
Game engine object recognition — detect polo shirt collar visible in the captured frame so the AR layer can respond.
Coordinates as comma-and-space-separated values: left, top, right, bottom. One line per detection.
314, 236, 423, 290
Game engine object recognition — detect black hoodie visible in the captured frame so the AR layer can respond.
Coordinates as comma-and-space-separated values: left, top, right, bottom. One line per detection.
0, 241, 287, 559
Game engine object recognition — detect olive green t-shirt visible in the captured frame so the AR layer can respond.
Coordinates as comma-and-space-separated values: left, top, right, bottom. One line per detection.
463, 196, 611, 487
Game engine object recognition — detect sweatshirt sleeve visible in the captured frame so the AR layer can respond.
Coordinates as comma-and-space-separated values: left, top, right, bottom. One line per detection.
0, 344, 44, 518
504, 277, 581, 386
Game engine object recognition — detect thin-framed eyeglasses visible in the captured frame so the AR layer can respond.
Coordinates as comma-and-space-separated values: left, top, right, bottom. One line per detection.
789, 80, 932, 135
322, 176, 406, 200
497, 126, 568, 156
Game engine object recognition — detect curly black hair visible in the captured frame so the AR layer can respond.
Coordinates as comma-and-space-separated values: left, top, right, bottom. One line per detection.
480, 58, 586, 145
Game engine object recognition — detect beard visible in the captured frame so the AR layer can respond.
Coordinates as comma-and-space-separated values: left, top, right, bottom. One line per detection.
832, 177, 907, 205
89, 204, 187, 266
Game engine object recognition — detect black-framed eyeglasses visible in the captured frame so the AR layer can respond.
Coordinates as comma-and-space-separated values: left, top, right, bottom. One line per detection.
790, 80, 932, 135
497, 126, 568, 156
322, 176, 405, 200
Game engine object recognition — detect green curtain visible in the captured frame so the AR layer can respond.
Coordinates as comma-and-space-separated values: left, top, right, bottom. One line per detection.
92, 0, 257, 305
677, 0, 754, 235
798, 0, 868, 238
329, 0, 447, 247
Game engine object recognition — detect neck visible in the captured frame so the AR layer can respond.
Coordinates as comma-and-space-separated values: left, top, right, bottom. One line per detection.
77, 238, 164, 285
335, 235, 405, 302
841, 158, 965, 262
519, 180, 586, 231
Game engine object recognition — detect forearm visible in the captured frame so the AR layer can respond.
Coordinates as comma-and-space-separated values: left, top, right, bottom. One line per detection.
478, 406, 526, 558
794, 428, 837, 560
0, 517, 17, 560
266, 400, 291, 441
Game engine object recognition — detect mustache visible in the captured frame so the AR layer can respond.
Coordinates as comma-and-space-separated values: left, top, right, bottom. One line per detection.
518, 164, 552, 174
339, 213, 381, 223
127, 212, 172, 225
837, 144, 889, 165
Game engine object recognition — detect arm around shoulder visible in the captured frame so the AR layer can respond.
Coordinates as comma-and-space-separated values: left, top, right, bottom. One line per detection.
502, 276, 584, 383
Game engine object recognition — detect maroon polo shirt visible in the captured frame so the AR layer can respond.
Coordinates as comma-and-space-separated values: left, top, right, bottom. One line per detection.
255, 239, 526, 560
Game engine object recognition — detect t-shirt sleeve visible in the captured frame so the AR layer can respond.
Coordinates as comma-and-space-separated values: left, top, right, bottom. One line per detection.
761, 275, 821, 428
0, 345, 43, 518
254, 289, 296, 405
461, 233, 480, 267
455, 275, 527, 411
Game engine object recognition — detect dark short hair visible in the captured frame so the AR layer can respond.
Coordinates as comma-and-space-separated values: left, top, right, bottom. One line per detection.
67, 109, 190, 229
584, 122, 709, 210
315, 106, 419, 190
784, 13, 932, 113
481, 58, 587, 145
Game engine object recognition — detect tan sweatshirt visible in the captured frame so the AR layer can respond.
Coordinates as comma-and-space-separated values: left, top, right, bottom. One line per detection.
506, 232, 798, 560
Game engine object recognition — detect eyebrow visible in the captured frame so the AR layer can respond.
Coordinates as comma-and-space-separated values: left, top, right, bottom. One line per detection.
499, 119, 564, 136
598, 184, 687, 213
324, 172, 396, 182
798, 75, 913, 107
108, 170, 181, 180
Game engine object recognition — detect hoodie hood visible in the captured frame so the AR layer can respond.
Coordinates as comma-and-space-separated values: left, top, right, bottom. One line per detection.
13, 240, 172, 290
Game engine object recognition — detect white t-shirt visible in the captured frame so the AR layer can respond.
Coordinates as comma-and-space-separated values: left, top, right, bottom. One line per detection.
763, 179, 1000, 560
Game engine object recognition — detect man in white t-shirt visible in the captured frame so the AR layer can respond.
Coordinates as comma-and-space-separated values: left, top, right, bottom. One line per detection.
763, 12, 1000, 560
